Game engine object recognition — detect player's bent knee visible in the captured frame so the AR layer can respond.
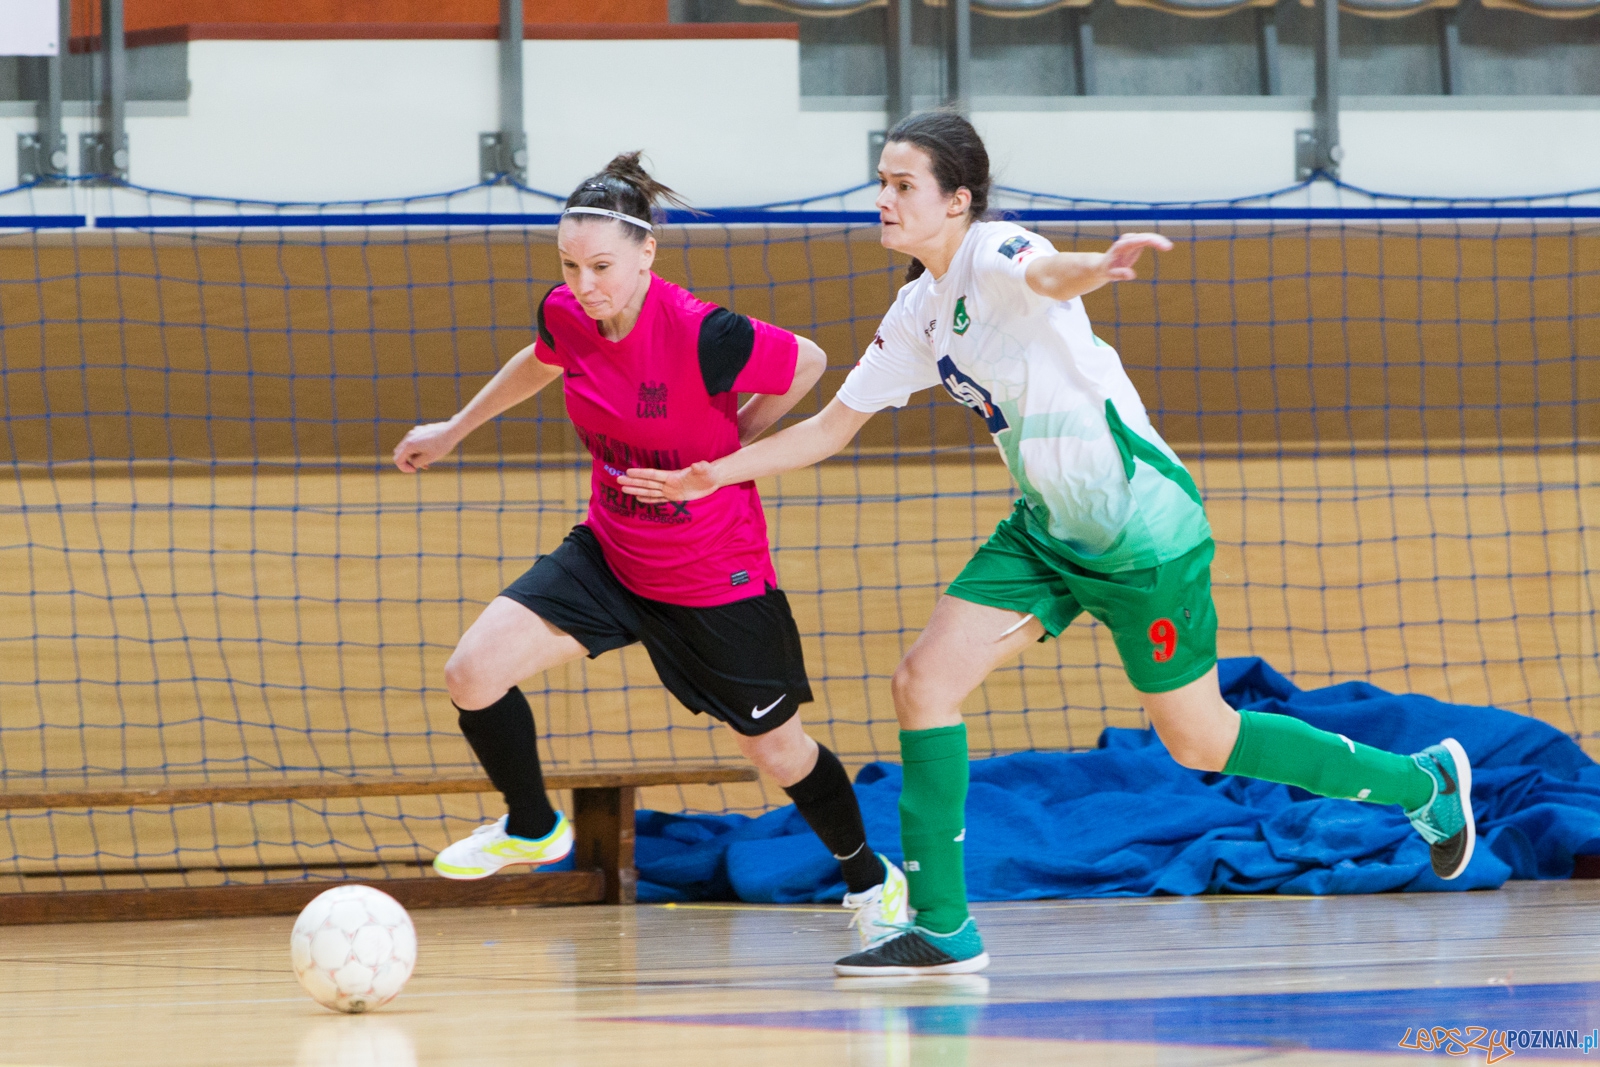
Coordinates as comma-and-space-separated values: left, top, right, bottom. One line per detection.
1163, 738, 1227, 773
734, 721, 817, 788
443, 648, 500, 710
1151, 719, 1232, 772
890, 657, 935, 711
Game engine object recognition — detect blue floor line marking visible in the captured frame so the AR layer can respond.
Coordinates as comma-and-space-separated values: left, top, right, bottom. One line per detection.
618, 982, 1600, 1056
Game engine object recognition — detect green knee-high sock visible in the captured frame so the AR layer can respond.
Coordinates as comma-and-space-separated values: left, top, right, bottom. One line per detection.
1223, 709, 1434, 810
899, 724, 970, 936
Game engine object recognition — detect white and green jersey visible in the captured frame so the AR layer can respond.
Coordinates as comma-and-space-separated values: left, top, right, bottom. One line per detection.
837, 220, 1211, 573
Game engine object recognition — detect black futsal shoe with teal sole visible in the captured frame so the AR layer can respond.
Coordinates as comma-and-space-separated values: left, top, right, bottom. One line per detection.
1405, 737, 1475, 880
834, 918, 990, 976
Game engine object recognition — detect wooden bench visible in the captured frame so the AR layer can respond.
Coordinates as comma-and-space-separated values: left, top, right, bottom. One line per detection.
0, 763, 756, 925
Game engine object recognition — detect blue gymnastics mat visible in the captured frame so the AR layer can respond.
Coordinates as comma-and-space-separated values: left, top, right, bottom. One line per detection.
634, 658, 1600, 903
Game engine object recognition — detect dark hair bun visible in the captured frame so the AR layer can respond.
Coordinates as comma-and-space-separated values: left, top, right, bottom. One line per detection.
563, 152, 689, 242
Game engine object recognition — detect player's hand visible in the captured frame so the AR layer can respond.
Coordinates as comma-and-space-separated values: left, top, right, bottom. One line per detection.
1100, 232, 1173, 282
392, 421, 460, 473
618, 461, 719, 502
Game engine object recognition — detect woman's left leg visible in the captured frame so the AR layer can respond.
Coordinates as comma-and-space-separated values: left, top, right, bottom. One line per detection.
733, 715, 888, 897
1109, 535, 1475, 880
1143, 666, 1431, 805
1141, 665, 1474, 878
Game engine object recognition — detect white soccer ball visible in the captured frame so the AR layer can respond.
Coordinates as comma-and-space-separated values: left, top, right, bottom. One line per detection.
290, 885, 417, 1013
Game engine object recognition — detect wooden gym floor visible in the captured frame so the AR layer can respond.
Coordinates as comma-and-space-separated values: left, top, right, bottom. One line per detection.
1, 881, 1598, 1065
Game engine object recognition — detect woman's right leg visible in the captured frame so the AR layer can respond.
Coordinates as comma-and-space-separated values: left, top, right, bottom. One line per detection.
445, 595, 588, 711
433, 597, 589, 877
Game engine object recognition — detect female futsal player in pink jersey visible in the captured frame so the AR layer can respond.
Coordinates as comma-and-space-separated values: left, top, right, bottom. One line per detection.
392, 154, 907, 954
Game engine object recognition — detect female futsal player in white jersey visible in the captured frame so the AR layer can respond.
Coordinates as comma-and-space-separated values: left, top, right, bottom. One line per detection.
392, 153, 908, 959
619, 111, 1475, 976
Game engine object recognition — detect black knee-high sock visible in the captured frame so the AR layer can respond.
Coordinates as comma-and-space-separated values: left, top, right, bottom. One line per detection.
456, 687, 558, 840
783, 743, 882, 895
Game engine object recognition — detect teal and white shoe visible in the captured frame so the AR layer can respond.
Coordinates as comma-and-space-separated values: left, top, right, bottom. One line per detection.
842, 855, 910, 950
834, 918, 989, 977
432, 813, 573, 880
1406, 738, 1475, 880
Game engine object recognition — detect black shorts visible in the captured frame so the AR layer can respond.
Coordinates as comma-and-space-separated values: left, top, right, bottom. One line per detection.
500, 525, 813, 736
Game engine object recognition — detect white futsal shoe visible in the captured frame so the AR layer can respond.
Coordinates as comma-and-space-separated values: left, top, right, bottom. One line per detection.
432, 813, 573, 880
843, 855, 911, 949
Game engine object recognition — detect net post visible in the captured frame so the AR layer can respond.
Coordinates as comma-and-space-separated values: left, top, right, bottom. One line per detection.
1296, 0, 1342, 180
1437, 8, 1461, 96
885, 0, 913, 125
17, 0, 68, 185
81, 0, 129, 182
871, 0, 913, 183
1255, 6, 1281, 97
943, 0, 971, 113
479, 0, 528, 184
1071, 4, 1096, 97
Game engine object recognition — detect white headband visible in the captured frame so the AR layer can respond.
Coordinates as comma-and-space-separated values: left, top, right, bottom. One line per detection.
561, 206, 654, 231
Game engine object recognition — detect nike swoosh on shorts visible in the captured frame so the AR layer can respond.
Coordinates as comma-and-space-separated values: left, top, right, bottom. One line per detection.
751, 695, 786, 719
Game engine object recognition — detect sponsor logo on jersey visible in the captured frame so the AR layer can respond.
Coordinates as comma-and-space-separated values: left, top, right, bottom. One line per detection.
923, 318, 937, 340
593, 484, 692, 525
872, 332, 885, 348
938, 355, 1008, 434
576, 427, 681, 474
997, 235, 1035, 260
731, 569, 750, 587
952, 296, 971, 335
636, 381, 668, 419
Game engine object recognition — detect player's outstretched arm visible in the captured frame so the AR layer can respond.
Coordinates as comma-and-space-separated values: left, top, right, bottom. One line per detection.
619, 396, 873, 502
1024, 232, 1174, 303
392, 343, 562, 472
735, 336, 828, 446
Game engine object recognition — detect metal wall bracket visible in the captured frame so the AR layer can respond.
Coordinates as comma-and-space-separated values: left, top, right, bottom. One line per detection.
80, 132, 129, 182
479, 131, 527, 185
18, 131, 68, 186
1294, 129, 1316, 181
1295, 130, 1344, 181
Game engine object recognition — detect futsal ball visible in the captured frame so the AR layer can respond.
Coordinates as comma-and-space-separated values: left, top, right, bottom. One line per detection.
290, 885, 417, 1013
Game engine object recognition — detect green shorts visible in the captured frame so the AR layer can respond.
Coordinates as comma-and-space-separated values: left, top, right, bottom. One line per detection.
946, 501, 1218, 694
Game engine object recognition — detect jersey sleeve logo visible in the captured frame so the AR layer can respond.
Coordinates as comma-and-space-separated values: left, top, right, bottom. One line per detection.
952, 296, 971, 335
938, 356, 1008, 434
997, 236, 1033, 260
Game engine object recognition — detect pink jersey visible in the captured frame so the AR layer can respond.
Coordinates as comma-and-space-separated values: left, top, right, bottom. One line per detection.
532, 275, 799, 607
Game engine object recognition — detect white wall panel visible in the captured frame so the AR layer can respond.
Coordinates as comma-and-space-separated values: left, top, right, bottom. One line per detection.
2, 36, 1597, 204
